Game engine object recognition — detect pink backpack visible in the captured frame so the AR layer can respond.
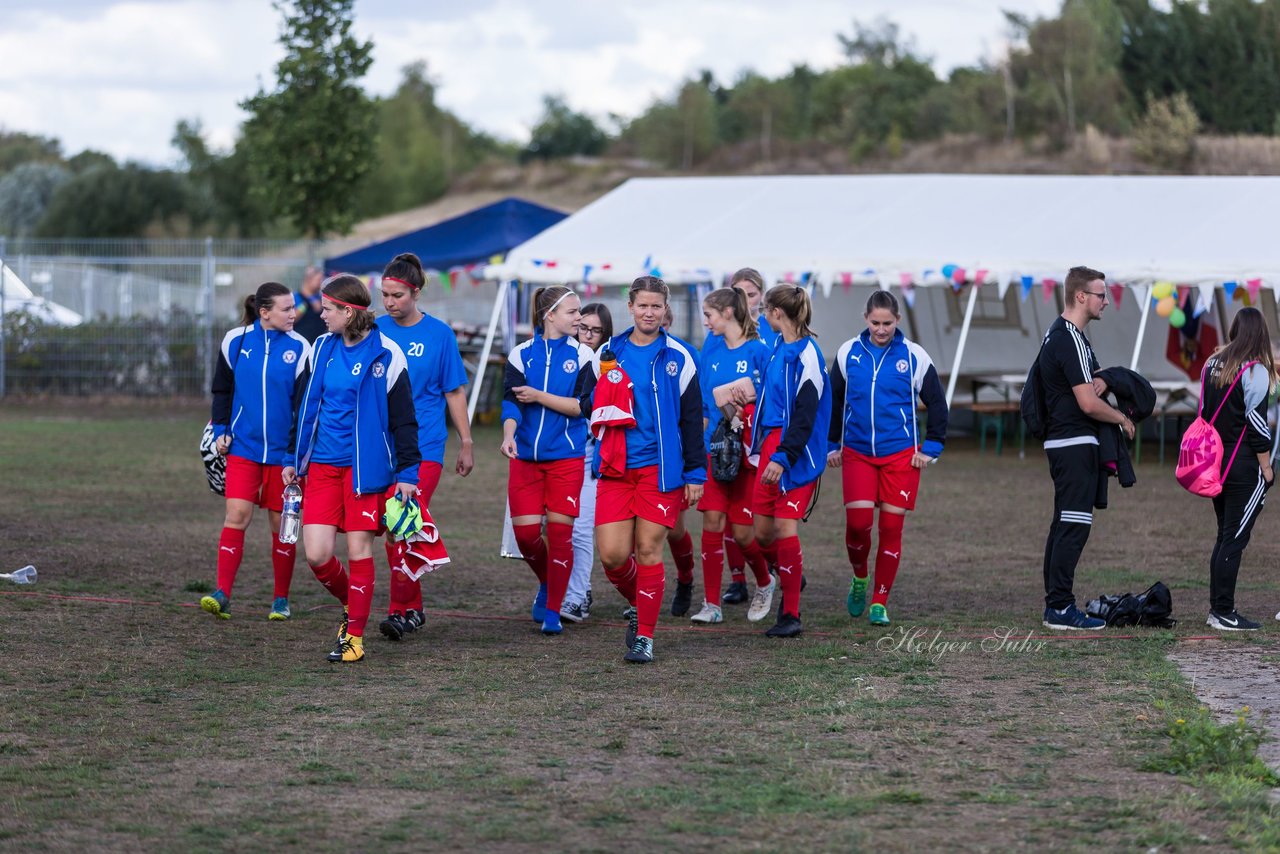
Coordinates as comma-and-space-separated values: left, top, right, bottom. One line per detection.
1175, 360, 1256, 497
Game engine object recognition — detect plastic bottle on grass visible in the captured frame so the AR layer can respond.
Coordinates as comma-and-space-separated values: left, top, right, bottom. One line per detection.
1, 565, 36, 584
279, 483, 303, 544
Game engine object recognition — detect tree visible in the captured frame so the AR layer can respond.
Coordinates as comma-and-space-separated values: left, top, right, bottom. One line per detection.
521, 95, 608, 162
239, 0, 376, 236
36, 163, 195, 238
0, 131, 61, 175
171, 120, 270, 236
0, 162, 69, 236
1132, 91, 1200, 171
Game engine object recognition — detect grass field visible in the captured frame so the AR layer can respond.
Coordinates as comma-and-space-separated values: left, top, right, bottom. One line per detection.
2, 401, 1279, 851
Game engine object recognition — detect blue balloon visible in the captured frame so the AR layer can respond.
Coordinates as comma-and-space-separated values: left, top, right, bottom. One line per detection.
941, 264, 957, 279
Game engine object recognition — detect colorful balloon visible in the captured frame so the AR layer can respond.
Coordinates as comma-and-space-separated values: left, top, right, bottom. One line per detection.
1169, 307, 1186, 328
1152, 281, 1174, 300
1156, 296, 1175, 318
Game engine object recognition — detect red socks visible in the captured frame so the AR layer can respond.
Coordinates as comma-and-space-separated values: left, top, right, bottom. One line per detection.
545, 522, 574, 612
775, 536, 803, 618
345, 557, 375, 637
700, 530, 725, 606
309, 556, 349, 605
635, 562, 665, 638
670, 531, 695, 585
271, 539, 295, 599
513, 524, 548, 584
724, 534, 746, 584
604, 556, 637, 604
215, 527, 246, 596
873, 512, 905, 606
845, 507, 874, 579
385, 538, 414, 615
741, 540, 773, 588
760, 538, 780, 574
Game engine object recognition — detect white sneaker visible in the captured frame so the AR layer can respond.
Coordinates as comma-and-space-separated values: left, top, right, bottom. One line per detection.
747, 577, 777, 623
690, 601, 723, 624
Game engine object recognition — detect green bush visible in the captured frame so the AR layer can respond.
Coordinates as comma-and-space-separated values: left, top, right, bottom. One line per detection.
1146, 705, 1278, 784
1132, 92, 1201, 172
3, 310, 206, 396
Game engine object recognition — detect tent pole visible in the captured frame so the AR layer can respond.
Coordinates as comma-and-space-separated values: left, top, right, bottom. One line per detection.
944, 284, 979, 408
468, 280, 508, 424
1129, 283, 1153, 371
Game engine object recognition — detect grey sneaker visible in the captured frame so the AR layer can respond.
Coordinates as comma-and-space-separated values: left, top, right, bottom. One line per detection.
560, 601, 587, 623
624, 636, 654, 663
747, 577, 777, 623
690, 601, 723, 624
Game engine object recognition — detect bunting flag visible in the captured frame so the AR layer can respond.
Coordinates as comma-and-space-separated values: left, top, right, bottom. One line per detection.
489, 253, 505, 265
1176, 285, 1191, 311
1020, 274, 1035, 302
1108, 282, 1125, 307
996, 272, 1011, 300
1195, 282, 1215, 318
582, 264, 593, 284
1041, 278, 1056, 303
842, 272, 854, 291
973, 268, 988, 286
1223, 280, 1238, 300
898, 272, 911, 287
1247, 278, 1263, 301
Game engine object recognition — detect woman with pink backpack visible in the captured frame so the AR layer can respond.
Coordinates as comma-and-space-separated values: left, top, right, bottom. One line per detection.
1193, 307, 1277, 631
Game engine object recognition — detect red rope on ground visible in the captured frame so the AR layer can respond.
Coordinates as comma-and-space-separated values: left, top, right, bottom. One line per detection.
0, 589, 1225, 641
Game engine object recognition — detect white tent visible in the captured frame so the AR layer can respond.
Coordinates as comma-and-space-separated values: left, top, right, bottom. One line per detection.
470, 175, 1280, 416
1, 263, 82, 326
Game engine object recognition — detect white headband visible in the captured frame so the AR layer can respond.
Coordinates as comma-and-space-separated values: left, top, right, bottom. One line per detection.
544, 290, 573, 317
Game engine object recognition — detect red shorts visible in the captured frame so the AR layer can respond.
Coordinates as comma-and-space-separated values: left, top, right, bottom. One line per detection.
752, 428, 819, 520
698, 455, 757, 526
508, 457, 586, 518
225, 455, 287, 511
306, 462, 385, 532
595, 465, 682, 528
386, 461, 444, 507
841, 445, 921, 510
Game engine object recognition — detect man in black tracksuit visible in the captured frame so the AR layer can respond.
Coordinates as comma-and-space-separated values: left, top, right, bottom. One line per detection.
1038, 266, 1135, 630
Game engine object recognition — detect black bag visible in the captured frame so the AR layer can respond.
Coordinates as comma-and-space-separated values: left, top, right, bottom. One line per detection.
1020, 353, 1048, 441
200, 421, 227, 495
1085, 581, 1176, 628
708, 416, 744, 483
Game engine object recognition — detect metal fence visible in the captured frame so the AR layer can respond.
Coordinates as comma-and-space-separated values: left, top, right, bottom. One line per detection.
0, 237, 509, 399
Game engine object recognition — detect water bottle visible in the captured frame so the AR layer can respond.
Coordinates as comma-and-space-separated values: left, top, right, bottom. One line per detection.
279, 483, 303, 544
1, 565, 36, 584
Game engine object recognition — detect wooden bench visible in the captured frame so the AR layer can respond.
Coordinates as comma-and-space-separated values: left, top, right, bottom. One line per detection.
952, 400, 1022, 456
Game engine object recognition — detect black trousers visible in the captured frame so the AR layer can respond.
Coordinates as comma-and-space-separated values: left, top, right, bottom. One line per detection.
1043, 443, 1098, 609
1209, 468, 1271, 614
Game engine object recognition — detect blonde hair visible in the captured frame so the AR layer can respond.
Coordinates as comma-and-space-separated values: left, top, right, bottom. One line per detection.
704, 286, 759, 341
531, 285, 574, 331
764, 284, 815, 339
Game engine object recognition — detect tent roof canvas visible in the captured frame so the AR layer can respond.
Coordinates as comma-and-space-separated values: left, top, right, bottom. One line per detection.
326, 196, 567, 274
492, 174, 1280, 286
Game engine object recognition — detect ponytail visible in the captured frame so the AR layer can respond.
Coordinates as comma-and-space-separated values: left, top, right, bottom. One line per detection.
764, 284, 815, 340
703, 285, 759, 341
531, 285, 573, 332
242, 281, 292, 326
383, 252, 425, 291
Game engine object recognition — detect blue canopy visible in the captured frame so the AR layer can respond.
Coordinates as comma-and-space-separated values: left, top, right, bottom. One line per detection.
324, 197, 567, 274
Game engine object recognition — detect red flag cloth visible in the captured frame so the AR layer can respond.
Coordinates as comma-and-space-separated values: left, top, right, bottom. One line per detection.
590, 356, 636, 478
1108, 283, 1124, 307
393, 508, 451, 581
1166, 318, 1219, 381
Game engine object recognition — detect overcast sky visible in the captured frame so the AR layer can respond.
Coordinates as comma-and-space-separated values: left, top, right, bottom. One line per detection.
0, 0, 1064, 166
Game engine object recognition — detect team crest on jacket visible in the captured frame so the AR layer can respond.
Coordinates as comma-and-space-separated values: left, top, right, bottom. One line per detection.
665, 360, 678, 376
373, 362, 385, 378
607, 369, 623, 384
562, 358, 577, 374
282, 350, 297, 364
896, 359, 909, 373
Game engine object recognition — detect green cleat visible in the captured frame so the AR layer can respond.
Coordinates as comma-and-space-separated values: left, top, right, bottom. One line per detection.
200, 589, 231, 620
268, 597, 291, 621
846, 576, 868, 618
868, 603, 890, 626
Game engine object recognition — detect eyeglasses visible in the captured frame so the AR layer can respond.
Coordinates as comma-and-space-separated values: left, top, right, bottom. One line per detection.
1085, 290, 1108, 301
580, 325, 604, 336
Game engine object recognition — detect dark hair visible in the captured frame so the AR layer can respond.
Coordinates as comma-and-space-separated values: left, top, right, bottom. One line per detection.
662, 305, 675, 328
241, 281, 292, 326
382, 252, 425, 291
579, 302, 613, 344
1215, 307, 1279, 390
321, 274, 375, 337
864, 290, 900, 317
764, 284, 815, 339
1065, 266, 1105, 304
628, 275, 669, 304
730, 267, 765, 302
531, 285, 575, 332
704, 285, 759, 340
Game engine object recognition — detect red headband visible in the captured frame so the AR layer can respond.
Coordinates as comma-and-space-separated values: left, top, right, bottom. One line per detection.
382, 276, 420, 290
325, 295, 369, 311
